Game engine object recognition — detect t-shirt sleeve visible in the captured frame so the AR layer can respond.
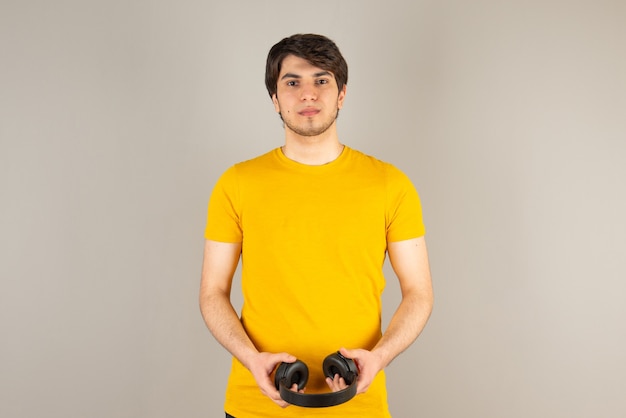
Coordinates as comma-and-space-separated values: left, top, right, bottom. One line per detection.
385, 164, 426, 242
204, 165, 243, 243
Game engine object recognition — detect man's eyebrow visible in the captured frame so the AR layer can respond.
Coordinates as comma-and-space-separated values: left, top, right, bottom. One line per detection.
281, 73, 301, 80
280, 71, 332, 80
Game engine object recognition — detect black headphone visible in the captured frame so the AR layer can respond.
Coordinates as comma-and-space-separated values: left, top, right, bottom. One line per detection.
274, 351, 359, 408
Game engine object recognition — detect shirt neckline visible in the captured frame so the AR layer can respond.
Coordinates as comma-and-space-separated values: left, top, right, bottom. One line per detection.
273, 145, 350, 172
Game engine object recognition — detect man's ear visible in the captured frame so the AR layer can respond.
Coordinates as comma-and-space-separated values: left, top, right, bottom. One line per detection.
272, 94, 281, 113
337, 85, 347, 109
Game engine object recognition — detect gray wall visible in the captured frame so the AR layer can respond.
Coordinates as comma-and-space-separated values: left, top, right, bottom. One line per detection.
2, 1, 625, 417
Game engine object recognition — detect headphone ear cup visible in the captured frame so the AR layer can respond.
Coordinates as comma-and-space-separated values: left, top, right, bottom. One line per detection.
274, 360, 309, 391
323, 352, 358, 385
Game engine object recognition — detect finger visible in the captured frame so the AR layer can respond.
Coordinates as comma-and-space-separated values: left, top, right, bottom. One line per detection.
267, 384, 290, 408
339, 347, 363, 372
339, 347, 355, 358
273, 352, 297, 364
325, 373, 347, 391
265, 353, 297, 377
261, 387, 285, 406
274, 393, 290, 408
356, 378, 372, 395
325, 376, 337, 391
273, 395, 290, 408
289, 383, 305, 393
267, 374, 302, 408
271, 383, 301, 408
260, 381, 281, 399
332, 373, 345, 387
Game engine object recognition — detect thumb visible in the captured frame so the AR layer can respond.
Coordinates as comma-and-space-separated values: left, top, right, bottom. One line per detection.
274, 352, 297, 364
339, 347, 363, 373
339, 347, 360, 361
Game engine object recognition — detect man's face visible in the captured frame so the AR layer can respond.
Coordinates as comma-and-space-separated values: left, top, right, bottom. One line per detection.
272, 55, 346, 137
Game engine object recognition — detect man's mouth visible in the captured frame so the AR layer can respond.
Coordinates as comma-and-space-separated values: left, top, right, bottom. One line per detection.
299, 108, 320, 117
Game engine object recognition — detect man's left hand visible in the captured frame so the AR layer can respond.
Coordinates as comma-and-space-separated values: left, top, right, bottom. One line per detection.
324, 347, 384, 395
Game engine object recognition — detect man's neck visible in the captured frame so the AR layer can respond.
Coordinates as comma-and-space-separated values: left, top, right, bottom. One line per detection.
282, 129, 344, 166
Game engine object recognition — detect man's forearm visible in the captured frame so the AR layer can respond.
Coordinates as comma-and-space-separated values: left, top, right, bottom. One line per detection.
200, 287, 300, 407
200, 291, 258, 369
372, 290, 433, 368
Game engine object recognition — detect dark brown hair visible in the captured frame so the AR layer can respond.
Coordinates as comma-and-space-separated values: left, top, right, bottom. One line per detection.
265, 34, 348, 98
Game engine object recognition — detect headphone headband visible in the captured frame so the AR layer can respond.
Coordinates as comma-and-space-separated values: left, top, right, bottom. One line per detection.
278, 377, 357, 407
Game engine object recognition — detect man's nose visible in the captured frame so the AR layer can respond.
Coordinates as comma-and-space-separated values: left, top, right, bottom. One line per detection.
300, 83, 317, 101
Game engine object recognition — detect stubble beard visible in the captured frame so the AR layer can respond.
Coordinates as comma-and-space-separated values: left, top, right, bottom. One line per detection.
280, 109, 340, 137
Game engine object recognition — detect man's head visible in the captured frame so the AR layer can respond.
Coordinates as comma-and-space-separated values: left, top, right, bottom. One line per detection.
265, 34, 348, 99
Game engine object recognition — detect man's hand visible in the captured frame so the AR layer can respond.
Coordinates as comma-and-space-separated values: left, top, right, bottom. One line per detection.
325, 347, 385, 395
247, 352, 302, 408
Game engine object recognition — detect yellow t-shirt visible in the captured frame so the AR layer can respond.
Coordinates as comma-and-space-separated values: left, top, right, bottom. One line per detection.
205, 146, 425, 418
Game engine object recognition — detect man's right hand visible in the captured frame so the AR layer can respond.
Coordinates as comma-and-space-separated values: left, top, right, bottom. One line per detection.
247, 352, 302, 408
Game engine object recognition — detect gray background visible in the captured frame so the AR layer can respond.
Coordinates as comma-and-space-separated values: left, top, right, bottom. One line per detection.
2, 1, 625, 417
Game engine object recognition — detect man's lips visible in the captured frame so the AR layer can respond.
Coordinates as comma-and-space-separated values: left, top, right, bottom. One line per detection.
298, 108, 320, 117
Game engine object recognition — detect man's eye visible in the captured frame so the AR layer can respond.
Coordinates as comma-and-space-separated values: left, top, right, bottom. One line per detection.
287, 80, 298, 86
317, 79, 328, 85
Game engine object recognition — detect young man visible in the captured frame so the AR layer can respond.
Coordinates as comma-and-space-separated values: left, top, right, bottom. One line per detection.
200, 34, 433, 418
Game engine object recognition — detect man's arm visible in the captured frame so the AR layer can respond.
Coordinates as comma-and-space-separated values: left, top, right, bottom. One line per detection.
199, 239, 297, 407
330, 236, 433, 394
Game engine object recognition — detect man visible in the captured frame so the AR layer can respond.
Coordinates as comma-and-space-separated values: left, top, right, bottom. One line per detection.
200, 34, 433, 418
